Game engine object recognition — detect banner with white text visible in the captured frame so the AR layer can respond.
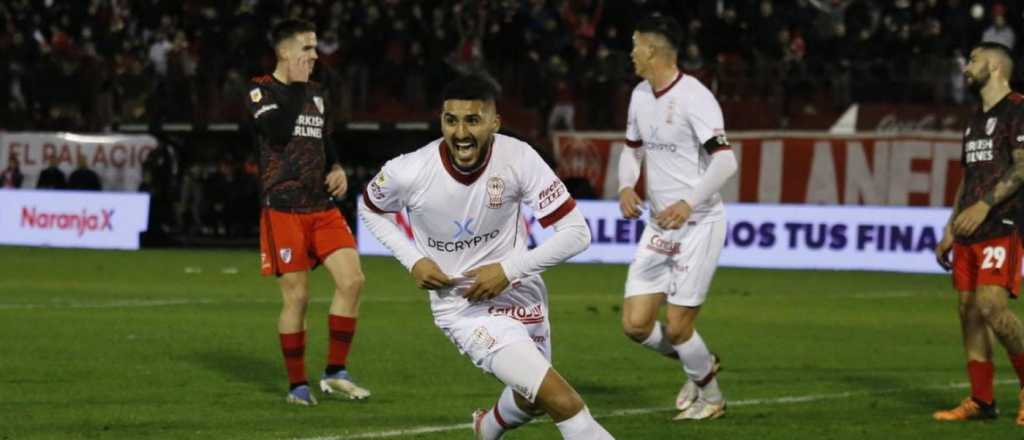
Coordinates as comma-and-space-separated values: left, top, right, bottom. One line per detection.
0, 189, 150, 249
0, 132, 156, 191
357, 199, 952, 274
552, 131, 963, 207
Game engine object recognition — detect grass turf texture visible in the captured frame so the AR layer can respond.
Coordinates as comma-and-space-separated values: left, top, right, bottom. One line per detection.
2, 246, 1023, 439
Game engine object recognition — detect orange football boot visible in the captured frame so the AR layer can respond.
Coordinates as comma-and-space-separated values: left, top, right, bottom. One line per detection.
1016, 388, 1024, 425
933, 397, 998, 421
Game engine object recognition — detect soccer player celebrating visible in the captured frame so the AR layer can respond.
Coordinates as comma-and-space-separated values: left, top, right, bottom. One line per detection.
360, 75, 615, 439
616, 15, 737, 421
934, 42, 1024, 423
246, 19, 370, 406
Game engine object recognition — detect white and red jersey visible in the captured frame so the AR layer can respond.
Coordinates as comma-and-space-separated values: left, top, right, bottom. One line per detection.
625, 72, 729, 223
363, 134, 576, 326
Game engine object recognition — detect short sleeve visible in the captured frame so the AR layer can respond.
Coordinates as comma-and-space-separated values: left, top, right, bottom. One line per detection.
686, 85, 725, 144
363, 156, 412, 213
245, 84, 279, 121
519, 146, 576, 228
625, 90, 642, 148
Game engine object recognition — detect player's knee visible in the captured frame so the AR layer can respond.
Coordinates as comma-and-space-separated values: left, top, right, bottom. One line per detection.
621, 317, 654, 342
335, 272, 365, 296
281, 290, 310, 309
665, 321, 694, 345
975, 299, 1002, 322
279, 279, 309, 306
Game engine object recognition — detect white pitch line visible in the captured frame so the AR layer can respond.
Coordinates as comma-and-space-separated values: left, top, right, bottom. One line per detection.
296, 379, 1017, 440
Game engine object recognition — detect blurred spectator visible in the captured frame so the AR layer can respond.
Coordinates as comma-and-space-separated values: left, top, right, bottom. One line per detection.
680, 41, 714, 91
142, 135, 181, 233
546, 55, 575, 134
36, 157, 67, 189
68, 154, 101, 191
1, 155, 23, 188
982, 4, 1015, 50
177, 163, 206, 236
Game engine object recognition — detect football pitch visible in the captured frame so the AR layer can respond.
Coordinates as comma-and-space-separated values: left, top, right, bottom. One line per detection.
4, 246, 1024, 439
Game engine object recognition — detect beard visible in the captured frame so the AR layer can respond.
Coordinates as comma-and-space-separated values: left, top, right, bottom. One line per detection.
966, 70, 989, 92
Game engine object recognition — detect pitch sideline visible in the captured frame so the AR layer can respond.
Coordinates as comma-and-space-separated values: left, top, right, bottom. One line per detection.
293, 379, 1017, 440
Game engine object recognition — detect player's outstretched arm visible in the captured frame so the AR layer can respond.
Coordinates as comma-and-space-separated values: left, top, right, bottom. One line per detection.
463, 208, 590, 302
954, 149, 1024, 236
502, 208, 591, 281
358, 201, 424, 272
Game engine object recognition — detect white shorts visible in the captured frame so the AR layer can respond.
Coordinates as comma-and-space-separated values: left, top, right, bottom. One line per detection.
624, 219, 726, 307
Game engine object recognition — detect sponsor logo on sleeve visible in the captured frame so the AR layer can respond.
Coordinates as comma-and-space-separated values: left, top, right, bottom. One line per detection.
537, 180, 566, 210
253, 104, 278, 119
368, 173, 386, 200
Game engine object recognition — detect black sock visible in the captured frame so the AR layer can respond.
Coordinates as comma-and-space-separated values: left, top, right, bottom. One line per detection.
289, 381, 308, 391
325, 364, 346, 375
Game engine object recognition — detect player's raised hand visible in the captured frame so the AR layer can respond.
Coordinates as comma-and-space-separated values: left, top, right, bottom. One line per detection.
411, 258, 452, 290
619, 187, 643, 219
461, 263, 510, 302
654, 200, 692, 229
952, 201, 990, 236
935, 226, 954, 271
325, 165, 348, 198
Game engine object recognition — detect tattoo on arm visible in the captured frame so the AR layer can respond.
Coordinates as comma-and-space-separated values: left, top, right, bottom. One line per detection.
981, 149, 1024, 207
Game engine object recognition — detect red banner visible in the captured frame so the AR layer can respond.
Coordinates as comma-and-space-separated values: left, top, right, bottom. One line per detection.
552, 132, 963, 206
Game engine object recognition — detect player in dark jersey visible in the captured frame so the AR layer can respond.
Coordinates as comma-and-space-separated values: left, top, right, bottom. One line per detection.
245, 18, 369, 406
934, 42, 1024, 423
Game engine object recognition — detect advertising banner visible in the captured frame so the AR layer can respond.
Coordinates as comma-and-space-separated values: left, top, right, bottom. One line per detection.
357, 199, 951, 274
0, 132, 156, 191
552, 131, 963, 207
0, 189, 150, 250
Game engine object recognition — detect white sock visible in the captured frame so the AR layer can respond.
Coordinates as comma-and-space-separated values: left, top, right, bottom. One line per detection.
639, 321, 676, 357
672, 330, 723, 403
555, 406, 615, 439
478, 387, 533, 439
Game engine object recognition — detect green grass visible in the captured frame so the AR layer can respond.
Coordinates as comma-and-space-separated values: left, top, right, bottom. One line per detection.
1, 246, 1023, 439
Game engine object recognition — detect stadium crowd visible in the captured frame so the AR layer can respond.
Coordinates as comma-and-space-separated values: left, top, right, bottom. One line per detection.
1, 0, 1022, 134
2, 0, 1022, 240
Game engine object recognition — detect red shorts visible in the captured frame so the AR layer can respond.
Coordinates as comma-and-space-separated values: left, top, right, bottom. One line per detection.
260, 208, 356, 276
952, 233, 1023, 297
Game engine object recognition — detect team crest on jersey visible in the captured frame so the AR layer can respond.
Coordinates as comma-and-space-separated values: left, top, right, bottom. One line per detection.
486, 176, 505, 208
313, 96, 324, 114
986, 117, 997, 135
279, 248, 292, 264
250, 88, 262, 103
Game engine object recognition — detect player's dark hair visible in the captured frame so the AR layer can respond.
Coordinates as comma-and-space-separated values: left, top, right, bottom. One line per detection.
635, 15, 683, 52
441, 74, 499, 104
272, 19, 316, 48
